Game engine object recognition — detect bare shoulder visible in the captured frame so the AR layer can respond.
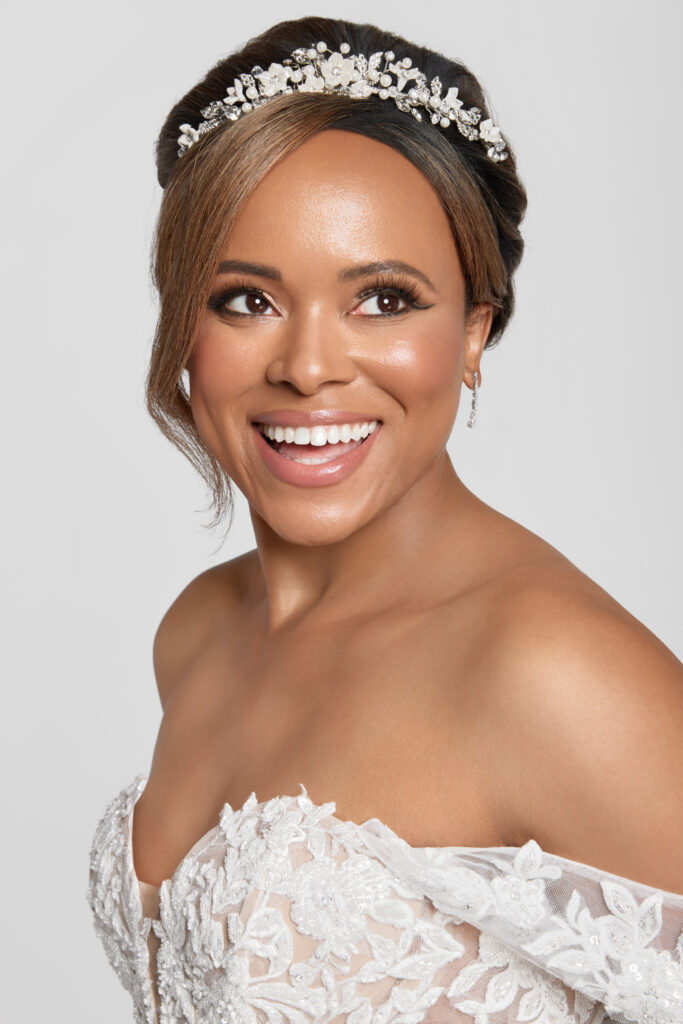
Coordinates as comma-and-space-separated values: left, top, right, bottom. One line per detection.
480, 544, 683, 892
152, 549, 260, 709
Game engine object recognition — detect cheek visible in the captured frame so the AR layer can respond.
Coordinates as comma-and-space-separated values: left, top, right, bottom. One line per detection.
185, 325, 258, 460
188, 324, 257, 402
376, 325, 463, 413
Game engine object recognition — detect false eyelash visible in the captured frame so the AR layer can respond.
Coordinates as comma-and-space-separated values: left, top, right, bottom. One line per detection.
206, 272, 432, 317
206, 277, 270, 315
353, 274, 431, 313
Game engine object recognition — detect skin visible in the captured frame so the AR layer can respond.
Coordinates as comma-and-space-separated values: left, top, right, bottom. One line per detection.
186, 128, 493, 628
133, 130, 683, 895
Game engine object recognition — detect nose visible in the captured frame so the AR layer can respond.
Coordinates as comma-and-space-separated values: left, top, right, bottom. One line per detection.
265, 309, 357, 394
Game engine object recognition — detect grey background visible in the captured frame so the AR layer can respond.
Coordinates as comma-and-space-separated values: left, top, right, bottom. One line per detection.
1, 0, 680, 1019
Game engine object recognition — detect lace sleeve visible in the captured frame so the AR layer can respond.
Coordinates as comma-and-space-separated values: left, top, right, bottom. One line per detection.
358, 822, 683, 1024
88, 779, 683, 1024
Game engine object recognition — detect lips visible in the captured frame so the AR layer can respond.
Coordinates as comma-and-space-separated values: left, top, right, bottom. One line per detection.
251, 419, 381, 487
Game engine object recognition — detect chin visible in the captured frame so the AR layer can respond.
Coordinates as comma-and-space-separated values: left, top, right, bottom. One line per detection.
257, 504, 372, 547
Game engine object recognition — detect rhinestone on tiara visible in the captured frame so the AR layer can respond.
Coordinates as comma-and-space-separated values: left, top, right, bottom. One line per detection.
177, 40, 508, 162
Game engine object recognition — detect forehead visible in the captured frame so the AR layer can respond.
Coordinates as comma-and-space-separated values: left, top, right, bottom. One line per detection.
222, 129, 459, 274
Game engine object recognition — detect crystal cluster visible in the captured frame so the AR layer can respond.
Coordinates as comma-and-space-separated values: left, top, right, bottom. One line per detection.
177, 40, 508, 162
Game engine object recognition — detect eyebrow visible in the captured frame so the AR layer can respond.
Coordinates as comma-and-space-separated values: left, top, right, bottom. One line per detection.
337, 260, 436, 292
215, 258, 436, 292
216, 259, 282, 280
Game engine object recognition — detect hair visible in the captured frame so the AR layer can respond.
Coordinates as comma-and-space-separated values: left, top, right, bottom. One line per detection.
146, 15, 528, 532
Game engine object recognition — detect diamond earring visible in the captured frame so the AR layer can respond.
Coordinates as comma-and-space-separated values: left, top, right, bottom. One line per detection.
467, 370, 479, 429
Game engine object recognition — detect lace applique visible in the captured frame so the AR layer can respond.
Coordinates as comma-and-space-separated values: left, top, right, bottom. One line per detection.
87, 775, 683, 1024
87, 777, 156, 1024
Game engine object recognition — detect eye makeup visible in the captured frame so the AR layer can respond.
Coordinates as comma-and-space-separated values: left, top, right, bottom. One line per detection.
206, 272, 434, 319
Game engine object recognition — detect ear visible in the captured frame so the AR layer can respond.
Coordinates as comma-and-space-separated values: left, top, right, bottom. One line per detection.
463, 303, 493, 388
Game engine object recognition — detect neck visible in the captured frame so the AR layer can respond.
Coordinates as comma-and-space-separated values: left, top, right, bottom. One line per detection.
249, 451, 479, 633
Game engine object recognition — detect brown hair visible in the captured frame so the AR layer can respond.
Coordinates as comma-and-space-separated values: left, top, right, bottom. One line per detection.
147, 15, 528, 530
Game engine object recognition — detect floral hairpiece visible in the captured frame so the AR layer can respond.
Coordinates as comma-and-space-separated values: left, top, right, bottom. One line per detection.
177, 40, 508, 163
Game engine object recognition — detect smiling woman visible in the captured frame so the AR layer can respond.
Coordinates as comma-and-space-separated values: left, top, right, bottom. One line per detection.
148, 61, 521, 528
185, 127, 496, 525
87, 13, 683, 1024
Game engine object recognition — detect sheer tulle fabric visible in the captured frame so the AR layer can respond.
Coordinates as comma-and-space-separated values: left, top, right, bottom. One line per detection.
87, 775, 683, 1024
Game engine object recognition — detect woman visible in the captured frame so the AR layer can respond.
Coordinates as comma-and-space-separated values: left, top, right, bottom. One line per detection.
87, 14, 683, 1023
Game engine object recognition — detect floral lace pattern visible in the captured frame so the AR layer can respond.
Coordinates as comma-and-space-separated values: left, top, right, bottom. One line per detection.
87, 776, 683, 1023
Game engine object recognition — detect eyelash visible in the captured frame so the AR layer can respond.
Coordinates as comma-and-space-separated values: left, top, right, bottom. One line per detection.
354, 275, 430, 315
206, 274, 430, 319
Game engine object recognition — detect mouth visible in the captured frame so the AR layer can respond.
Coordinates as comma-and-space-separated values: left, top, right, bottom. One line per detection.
251, 419, 380, 465
250, 418, 382, 486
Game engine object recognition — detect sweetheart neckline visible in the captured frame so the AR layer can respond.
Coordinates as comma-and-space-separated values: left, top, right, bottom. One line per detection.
126, 774, 683, 901
129, 774, 522, 891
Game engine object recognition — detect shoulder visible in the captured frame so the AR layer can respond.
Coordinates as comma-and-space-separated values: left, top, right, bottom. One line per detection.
152, 549, 260, 709
481, 557, 683, 892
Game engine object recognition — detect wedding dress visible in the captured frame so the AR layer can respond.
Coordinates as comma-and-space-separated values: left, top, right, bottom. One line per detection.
87, 774, 683, 1024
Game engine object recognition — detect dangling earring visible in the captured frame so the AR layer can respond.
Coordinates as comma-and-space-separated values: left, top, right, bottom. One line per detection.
467, 370, 479, 429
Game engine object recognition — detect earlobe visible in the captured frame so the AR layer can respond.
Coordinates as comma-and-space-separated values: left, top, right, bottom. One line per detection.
467, 367, 482, 389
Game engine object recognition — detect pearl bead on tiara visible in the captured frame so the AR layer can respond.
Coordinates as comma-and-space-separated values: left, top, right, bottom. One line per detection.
177, 40, 508, 163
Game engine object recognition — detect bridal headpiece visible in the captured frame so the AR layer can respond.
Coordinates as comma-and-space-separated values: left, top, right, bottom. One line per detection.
177, 40, 508, 163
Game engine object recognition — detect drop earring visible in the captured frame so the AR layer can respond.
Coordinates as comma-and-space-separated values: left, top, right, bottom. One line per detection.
467, 370, 479, 429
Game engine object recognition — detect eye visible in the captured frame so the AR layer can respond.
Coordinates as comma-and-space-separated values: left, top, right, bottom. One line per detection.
207, 286, 278, 318
350, 276, 430, 318
223, 290, 276, 316
354, 291, 411, 317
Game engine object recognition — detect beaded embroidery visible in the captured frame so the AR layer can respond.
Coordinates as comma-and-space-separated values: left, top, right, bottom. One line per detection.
88, 776, 683, 1023
177, 40, 508, 163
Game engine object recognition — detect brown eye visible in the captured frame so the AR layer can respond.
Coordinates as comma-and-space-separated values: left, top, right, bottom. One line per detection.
224, 291, 274, 315
375, 293, 403, 314
355, 290, 410, 316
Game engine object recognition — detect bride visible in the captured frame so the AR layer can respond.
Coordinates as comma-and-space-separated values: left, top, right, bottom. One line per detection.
88, 14, 683, 1023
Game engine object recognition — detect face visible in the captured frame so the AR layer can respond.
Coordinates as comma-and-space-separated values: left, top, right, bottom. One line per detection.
187, 129, 491, 546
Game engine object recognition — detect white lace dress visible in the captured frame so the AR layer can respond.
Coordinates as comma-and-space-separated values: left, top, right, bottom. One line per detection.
87, 775, 683, 1024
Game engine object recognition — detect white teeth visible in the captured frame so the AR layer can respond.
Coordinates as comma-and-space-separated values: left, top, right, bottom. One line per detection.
259, 419, 379, 446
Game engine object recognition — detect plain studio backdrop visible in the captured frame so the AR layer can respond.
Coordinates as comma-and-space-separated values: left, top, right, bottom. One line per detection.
1, 0, 680, 1019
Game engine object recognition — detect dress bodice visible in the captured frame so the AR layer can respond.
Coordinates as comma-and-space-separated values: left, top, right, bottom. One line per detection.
87, 775, 683, 1024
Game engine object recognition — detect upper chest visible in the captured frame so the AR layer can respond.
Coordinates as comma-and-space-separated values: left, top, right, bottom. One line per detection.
165, 585, 502, 772
134, 589, 520, 886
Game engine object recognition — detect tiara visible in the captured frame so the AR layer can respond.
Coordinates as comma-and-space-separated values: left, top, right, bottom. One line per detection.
177, 40, 508, 163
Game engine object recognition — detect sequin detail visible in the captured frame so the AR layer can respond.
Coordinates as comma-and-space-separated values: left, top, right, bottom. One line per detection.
87, 776, 683, 1023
